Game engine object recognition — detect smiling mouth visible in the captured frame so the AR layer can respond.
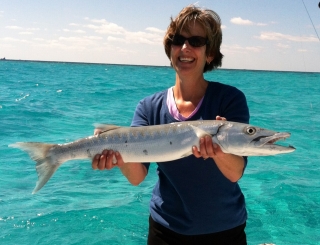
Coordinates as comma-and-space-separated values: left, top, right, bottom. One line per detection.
179, 57, 194, 63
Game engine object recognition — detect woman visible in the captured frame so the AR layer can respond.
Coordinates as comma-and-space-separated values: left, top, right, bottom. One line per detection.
92, 5, 249, 245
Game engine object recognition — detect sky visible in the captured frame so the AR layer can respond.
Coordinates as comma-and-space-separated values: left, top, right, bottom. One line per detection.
1, 0, 320, 72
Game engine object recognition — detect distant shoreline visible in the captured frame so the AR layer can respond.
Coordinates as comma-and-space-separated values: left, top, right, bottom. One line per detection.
1, 58, 319, 74
0, 58, 170, 69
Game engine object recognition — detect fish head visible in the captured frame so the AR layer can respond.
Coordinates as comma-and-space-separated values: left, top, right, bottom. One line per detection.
214, 122, 296, 156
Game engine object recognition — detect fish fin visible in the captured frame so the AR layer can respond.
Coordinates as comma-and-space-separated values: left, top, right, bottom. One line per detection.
189, 125, 222, 147
9, 142, 60, 194
93, 123, 121, 133
189, 125, 211, 138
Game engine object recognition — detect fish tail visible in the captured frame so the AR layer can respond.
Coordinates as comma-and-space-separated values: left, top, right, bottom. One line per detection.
9, 142, 60, 194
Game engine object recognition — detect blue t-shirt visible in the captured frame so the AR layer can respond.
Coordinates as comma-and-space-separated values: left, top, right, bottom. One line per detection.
131, 82, 250, 235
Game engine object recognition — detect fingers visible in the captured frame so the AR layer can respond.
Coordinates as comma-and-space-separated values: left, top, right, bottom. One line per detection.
94, 128, 103, 136
92, 150, 124, 170
115, 152, 125, 167
200, 136, 210, 159
216, 115, 226, 121
193, 136, 221, 160
104, 150, 114, 170
192, 145, 201, 158
192, 136, 212, 159
92, 154, 100, 170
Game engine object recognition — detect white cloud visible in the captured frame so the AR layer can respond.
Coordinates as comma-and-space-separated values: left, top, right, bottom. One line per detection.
125, 31, 162, 45
33, 38, 45, 41
230, 17, 253, 26
84, 36, 103, 40
145, 27, 165, 33
5, 26, 40, 33
1, 37, 23, 42
107, 36, 127, 43
257, 32, 318, 42
90, 18, 108, 24
27, 28, 40, 31
19, 32, 33, 35
5, 25, 23, 30
277, 43, 290, 49
63, 28, 86, 34
230, 17, 268, 26
1, 17, 165, 64
0, 37, 31, 45
83, 18, 163, 45
74, 30, 86, 34
92, 23, 126, 35
59, 36, 96, 43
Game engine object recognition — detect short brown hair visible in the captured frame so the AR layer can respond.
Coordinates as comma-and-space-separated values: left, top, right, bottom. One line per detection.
163, 5, 223, 72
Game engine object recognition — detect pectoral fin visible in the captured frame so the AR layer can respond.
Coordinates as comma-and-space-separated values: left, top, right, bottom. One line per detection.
190, 125, 220, 145
189, 125, 211, 138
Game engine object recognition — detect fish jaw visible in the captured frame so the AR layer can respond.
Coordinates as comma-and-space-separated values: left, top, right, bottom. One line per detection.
251, 143, 296, 156
248, 132, 296, 156
253, 132, 292, 147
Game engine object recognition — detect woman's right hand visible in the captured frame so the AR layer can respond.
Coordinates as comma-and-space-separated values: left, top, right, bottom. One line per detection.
92, 128, 125, 170
92, 149, 125, 170
91, 128, 147, 185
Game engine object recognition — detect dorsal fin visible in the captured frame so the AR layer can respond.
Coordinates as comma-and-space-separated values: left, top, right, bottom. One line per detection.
94, 123, 121, 133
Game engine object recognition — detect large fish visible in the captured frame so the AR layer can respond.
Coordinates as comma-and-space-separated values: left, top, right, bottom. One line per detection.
9, 120, 295, 193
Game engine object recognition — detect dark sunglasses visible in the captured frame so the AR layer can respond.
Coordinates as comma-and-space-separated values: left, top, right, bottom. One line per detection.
171, 34, 208, 47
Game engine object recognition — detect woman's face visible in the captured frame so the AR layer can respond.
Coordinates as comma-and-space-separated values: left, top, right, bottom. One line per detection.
170, 21, 213, 78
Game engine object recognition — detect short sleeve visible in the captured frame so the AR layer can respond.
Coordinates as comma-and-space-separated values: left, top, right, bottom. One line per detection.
131, 99, 149, 127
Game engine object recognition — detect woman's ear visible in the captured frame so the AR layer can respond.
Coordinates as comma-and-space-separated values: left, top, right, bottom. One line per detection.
206, 55, 214, 65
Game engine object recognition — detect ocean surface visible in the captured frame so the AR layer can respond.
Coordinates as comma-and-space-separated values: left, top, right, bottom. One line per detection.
1, 60, 319, 245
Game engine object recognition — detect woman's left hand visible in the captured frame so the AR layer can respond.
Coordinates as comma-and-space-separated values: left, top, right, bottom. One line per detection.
192, 135, 224, 160
192, 115, 226, 160
192, 115, 245, 182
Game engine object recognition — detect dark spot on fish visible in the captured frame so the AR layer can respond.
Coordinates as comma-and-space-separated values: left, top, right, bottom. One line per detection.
125, 140, 127, 143
170, 141, 172, 145
143, 150, 148, 155
87, 149, 92, 158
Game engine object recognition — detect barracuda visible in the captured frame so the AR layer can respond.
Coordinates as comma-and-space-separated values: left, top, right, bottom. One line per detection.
9, 120, 295, 193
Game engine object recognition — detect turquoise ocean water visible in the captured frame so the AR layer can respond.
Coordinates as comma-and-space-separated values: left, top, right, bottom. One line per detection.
1, 60, 319, 245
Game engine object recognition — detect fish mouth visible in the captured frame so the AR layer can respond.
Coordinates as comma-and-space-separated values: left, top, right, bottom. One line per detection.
253, 132, 295, 150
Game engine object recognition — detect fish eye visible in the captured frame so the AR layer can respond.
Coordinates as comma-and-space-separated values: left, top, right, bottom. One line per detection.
245, 127, 256, 135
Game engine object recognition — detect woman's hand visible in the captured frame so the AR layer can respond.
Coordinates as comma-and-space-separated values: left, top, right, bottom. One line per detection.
192, 135, 225, 159
91, 128, 147, 185
92, 150, 125, 170
91, 128, 125, 170
192, 115, 226, 159
192, 115, 245, 182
